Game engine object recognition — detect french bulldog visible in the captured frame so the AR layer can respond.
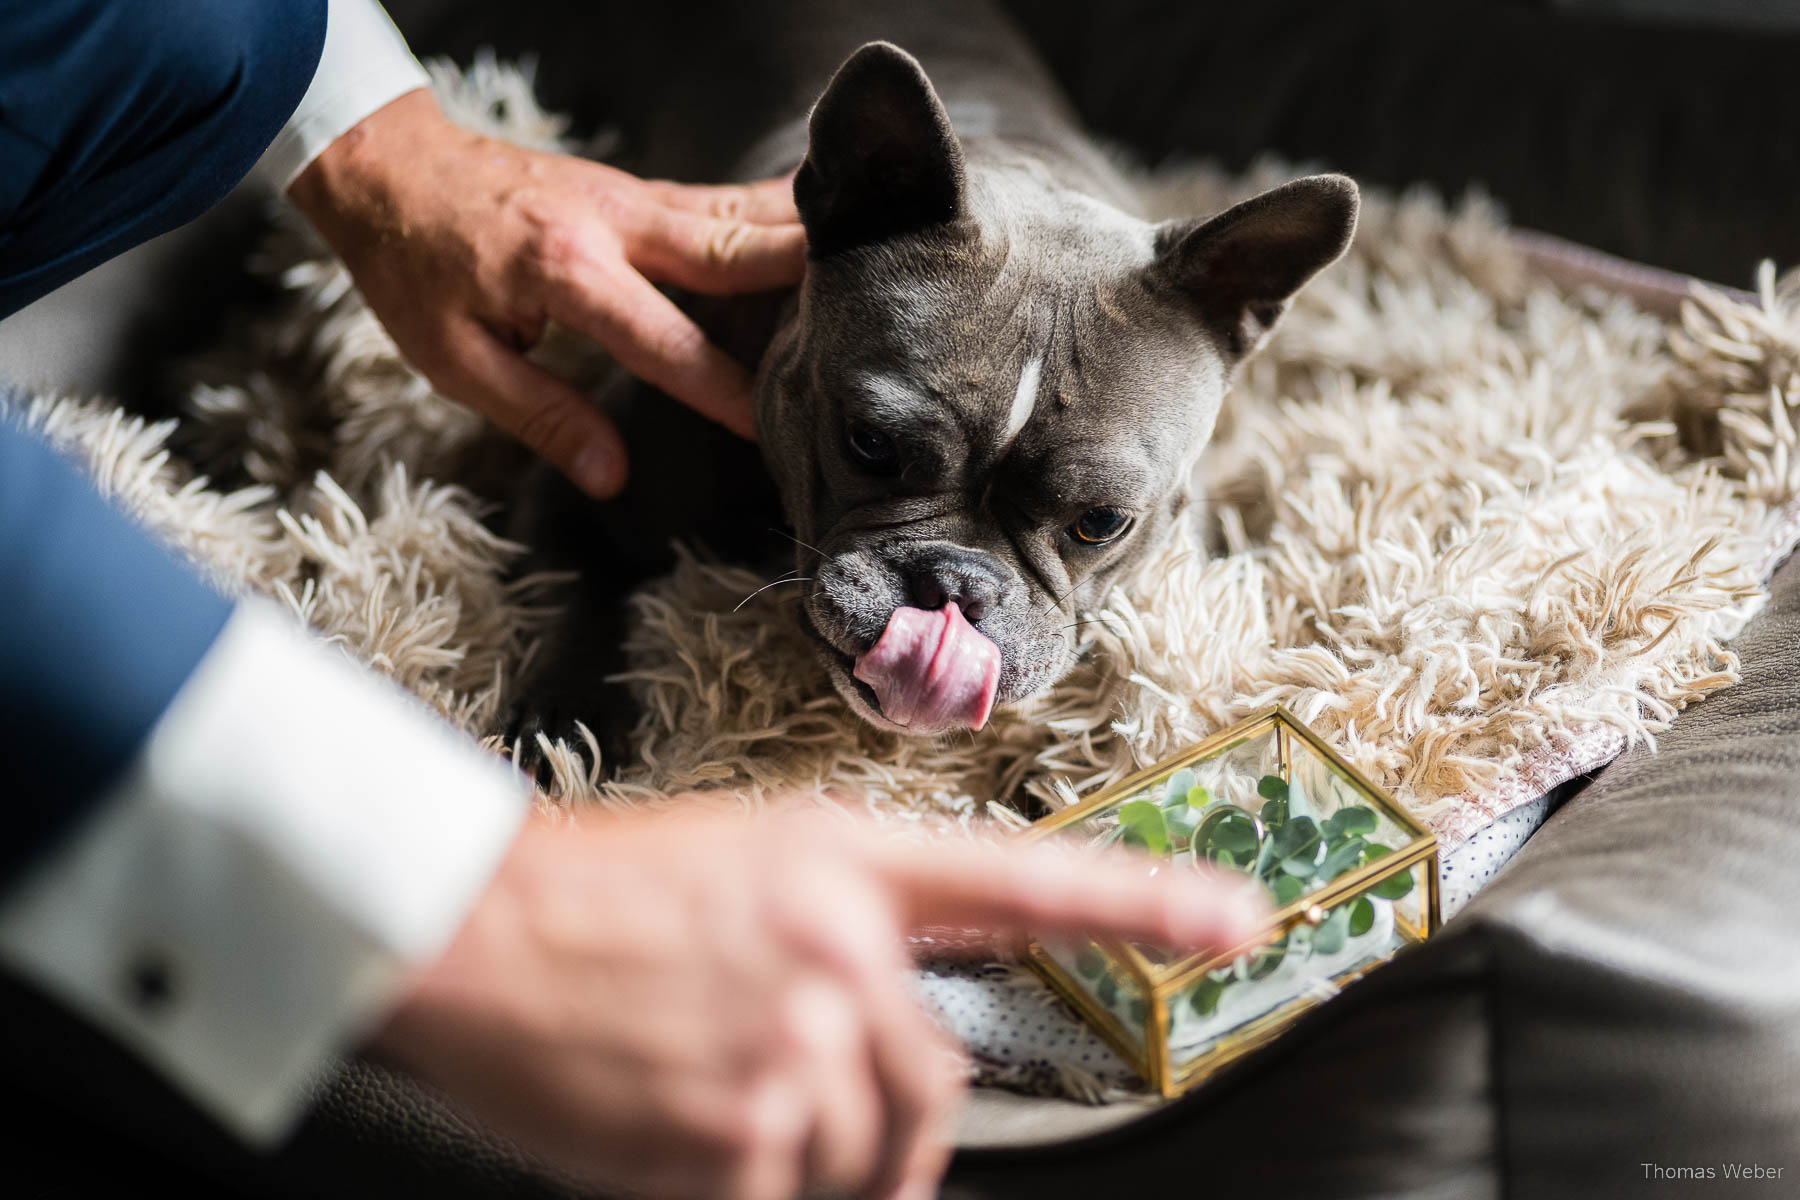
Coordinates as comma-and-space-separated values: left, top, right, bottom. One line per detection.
511, 0, 1358, 753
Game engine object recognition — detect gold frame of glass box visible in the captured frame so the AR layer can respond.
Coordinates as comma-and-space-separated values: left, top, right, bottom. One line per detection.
1021, 705, 1441, 1098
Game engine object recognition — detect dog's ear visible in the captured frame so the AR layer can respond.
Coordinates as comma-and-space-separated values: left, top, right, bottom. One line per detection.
795, 42, 966, 257
1151, 175, 1359, 360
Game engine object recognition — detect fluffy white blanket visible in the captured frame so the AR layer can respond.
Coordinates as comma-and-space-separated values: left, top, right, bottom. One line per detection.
15, 57, 1800, 856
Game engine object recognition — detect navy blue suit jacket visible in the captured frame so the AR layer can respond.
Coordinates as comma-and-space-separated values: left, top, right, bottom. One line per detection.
0, 0, 326, 316
0, 0, 326, 882
0, 414, 233, 881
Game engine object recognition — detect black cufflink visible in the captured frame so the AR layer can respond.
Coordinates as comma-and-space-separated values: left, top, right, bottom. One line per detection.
124, 950, 177, 1016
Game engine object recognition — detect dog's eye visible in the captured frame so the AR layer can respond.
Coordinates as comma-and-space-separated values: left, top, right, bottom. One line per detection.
1070, 507, 1132, 545
845, 420, 900, 473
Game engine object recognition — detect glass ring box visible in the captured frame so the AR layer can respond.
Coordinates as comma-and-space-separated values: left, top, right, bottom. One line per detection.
1023, 706, 1441, 1098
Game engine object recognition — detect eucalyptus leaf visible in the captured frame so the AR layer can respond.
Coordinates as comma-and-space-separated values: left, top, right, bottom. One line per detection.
1188, 976, 1224, 1017
1240, 939, 1287, 982
1257, 774, 1289, 803
1363, 842, 1395, 861
1267, 815, 1318, 860
1280, 855, 1320, 879
1269, 815, 1319, 857
1097, 974, 1118, 1006
1318, 837, 1367, 881
1349, 896, 1375, 937
1279, 836, 1325, 884
1164, 804, 1202, 846
1260, 796, 1288, 826
1128, 998, 1146, 1025
1210, 814, 1259, 855
1372, 870, 1415, 900
1251, 832, 1280, 880
1272, 874, 1306, 906
1075, 947, 1106, 979
1330, 805, 1379, 837
1164, 769, 1198, 805
1312, 905, 1350, 955
1185, 785, 1211, 809
1119, 800, 1171, 856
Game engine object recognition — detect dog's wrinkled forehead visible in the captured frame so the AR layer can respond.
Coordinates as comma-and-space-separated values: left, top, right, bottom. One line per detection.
800, 191, 1227, 495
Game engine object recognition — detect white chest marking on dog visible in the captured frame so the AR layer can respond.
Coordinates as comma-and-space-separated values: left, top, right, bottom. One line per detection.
1003, 355, 1044, 447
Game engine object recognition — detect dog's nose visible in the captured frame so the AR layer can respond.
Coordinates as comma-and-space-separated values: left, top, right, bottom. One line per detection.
908, 548, 1006, 624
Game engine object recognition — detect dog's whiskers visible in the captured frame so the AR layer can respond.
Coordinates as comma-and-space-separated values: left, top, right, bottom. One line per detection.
733, 574, 813, 612
769, 527, 829, 560
1041, 578, 1085, 616
1061, 615, 1143, 634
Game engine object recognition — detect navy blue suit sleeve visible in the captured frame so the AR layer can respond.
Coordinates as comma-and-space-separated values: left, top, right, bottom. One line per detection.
0, 0, 327, 316
0, 417, 233, 883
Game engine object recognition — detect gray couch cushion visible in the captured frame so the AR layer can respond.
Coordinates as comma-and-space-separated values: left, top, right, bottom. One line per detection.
1452, 554, 1800, 1195
945, 551, 1800, 1198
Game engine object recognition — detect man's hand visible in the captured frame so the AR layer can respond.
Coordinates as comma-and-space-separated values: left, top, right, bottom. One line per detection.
371, 807, 1264, 1200
288, 89, 807, 498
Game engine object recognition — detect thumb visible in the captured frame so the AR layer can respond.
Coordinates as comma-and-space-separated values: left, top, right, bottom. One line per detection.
441, 321, 629, 497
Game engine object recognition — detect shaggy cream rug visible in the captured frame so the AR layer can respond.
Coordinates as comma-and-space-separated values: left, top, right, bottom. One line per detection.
12, 57, 1800, 859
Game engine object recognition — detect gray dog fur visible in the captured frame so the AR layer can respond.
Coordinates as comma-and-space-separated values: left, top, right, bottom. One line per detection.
514, 1, 1357, 749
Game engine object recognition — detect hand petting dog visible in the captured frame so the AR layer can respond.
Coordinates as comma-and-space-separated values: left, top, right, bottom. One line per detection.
288, 88, 806, 499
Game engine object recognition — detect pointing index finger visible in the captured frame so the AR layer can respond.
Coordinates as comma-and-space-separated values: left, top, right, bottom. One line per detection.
869, 835, 1267, 956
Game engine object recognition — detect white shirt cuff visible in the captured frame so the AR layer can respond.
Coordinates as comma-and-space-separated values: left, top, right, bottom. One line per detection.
0, 600, 530, 1143
259, 0, 432, 191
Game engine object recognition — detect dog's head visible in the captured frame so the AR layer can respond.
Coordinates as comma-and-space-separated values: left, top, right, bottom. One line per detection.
756, 42, 1357, 735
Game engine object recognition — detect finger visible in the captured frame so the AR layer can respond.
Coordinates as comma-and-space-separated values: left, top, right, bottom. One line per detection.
842, 943, 964, 1200
722, 1073, 810, 1200
621, 204, 807, 295
780, 975, 885, 1195
871, 836, 1269, 954
548, 262, 758, 439
865, 992, 963, 1200
434, 319, 630, 497
637, 175, 800, 225
776, 877, 963, 1200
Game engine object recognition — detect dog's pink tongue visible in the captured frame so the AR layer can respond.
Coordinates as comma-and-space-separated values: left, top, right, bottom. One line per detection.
853, 603, 1001, 733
